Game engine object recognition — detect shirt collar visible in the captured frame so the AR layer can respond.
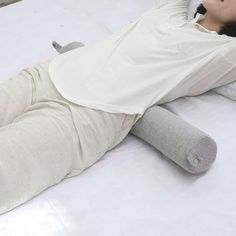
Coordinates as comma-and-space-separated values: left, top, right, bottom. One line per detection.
190, 13, 218, 34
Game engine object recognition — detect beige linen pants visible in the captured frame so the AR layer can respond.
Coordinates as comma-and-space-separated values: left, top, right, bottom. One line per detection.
0, 59, 140, 215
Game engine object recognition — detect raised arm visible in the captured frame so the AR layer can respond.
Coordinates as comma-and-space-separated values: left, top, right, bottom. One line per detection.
155, 0, 189, 10
154, 0, 189, 21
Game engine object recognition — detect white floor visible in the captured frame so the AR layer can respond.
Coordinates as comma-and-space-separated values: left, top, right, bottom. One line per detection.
0, 0, 236, 235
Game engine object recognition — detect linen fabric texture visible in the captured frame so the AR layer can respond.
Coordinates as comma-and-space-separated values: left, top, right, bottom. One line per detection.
0, 60, 138, 215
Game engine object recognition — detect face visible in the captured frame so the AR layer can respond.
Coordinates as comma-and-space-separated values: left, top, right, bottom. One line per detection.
202, 0, 236, 23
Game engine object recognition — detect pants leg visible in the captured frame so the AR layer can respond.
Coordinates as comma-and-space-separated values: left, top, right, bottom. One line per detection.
0, 68, 34, 127
0, 100, 80, 215
0, 59, 53, 127
0, 58, 140, 215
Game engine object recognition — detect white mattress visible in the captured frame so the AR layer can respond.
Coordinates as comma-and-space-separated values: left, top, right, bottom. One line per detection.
0, 0, 236, 235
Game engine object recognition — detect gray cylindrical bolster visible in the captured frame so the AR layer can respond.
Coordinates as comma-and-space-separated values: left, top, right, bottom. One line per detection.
130, 106, 217, 174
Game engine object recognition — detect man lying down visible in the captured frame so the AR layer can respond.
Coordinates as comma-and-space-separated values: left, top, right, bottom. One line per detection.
0, 0, 236, 215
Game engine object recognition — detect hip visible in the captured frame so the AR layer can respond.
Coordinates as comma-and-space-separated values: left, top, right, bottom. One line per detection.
30, 59, 140, 168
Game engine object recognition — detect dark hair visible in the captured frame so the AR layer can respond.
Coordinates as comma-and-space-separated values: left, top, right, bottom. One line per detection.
194, 3, 236, 37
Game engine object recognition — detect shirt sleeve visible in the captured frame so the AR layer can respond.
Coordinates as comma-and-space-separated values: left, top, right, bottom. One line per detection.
153, 0, 189, 22
220, 40, 236, 66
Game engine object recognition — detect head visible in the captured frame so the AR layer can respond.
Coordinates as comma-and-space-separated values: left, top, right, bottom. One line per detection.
194, 0, 236, 37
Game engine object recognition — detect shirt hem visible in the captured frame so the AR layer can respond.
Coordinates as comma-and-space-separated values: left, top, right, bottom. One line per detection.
52, 85, 144, 115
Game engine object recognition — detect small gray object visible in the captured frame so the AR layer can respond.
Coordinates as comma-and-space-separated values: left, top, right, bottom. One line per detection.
52, 41, 85, 54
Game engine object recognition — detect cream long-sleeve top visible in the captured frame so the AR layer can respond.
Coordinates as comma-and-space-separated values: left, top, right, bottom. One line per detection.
48, 0, 236, 116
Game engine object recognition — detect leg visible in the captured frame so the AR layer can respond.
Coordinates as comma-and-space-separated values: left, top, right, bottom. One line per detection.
0, 70, 34, 127
0, 56, 139, 214
0, 59, 52, 127
0, 98, 138, 215
0, 100, 81, 215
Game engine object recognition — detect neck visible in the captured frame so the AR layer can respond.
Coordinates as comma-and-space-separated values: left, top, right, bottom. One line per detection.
197, 13, 224, 33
